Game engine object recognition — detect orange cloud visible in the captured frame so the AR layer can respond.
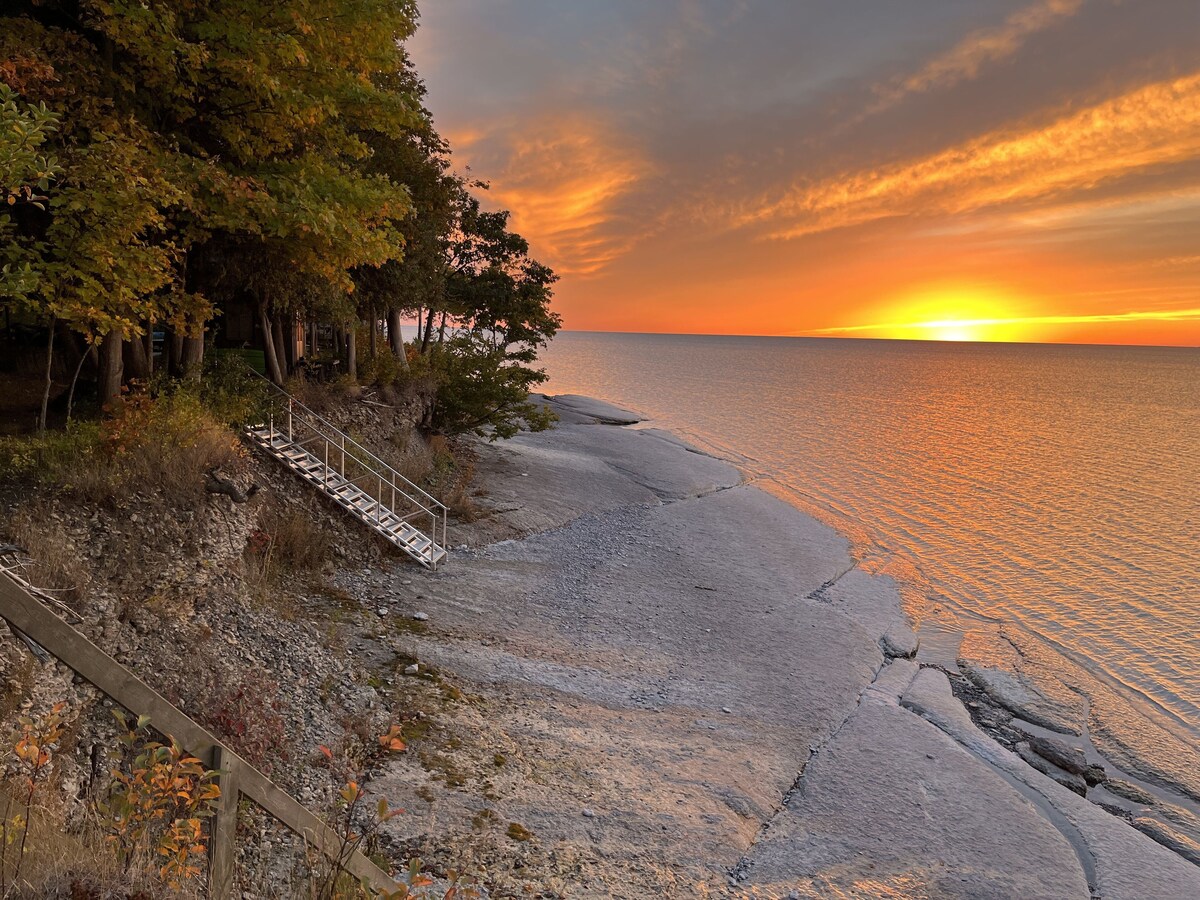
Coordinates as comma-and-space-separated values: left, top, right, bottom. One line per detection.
874, 0, 1085, 107
460, 117, 652, 276
745, 72, 1200, 240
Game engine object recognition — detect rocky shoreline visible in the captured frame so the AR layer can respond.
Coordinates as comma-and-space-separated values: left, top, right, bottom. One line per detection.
349, 394, 1200, 898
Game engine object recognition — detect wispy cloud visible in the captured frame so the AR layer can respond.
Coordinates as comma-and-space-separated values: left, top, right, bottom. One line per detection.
872, 0, 1087, 109
743, 73, 1200, 239
466, 116, 654, 277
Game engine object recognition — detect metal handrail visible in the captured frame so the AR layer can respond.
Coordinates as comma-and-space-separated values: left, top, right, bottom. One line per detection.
246, 368, 449, 565
273, 405, 437, 520
247, 369, 447, 514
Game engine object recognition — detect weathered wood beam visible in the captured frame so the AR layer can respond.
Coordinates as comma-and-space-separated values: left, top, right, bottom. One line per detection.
0, 573, 400, 898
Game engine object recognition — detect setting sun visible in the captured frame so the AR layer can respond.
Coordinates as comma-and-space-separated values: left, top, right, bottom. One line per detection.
812, 286, 1032, 342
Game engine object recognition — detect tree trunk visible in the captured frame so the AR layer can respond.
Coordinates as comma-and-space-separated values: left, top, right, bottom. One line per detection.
65, 347, 89, 423
346, 323, 357, 381
125, 332, 150, 381
99, 331, 123, 410
181, 333, 204, 381
168, 329, 184, 377
387, 308, 408, 369
333, 323, 345, 367
420, 307, 436, 353
271, 315, 287, 379
283, 313, 296, 373
437, 311, 448, 346
38, 319, 55, 433
368, 312, 377, 360
257, 299, 284, 385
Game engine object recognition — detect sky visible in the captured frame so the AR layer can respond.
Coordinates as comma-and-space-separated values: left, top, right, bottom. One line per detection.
407, 0, 1200, 346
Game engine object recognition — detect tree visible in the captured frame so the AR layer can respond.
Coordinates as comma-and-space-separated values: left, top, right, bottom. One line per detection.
0, 81, 59, 302
2, 0, 422, 392
420, 189, 561, 438
351, 65, 457, 369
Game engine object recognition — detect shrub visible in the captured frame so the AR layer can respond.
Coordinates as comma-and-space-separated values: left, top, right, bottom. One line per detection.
193, 671, 288, 776
0, 387, 246, 505
0, 702, 67, 894
99, 712, 221, 891
200, 352, 272, 425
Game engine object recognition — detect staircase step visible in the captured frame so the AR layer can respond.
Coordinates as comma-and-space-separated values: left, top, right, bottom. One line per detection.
245, 421, 446, 569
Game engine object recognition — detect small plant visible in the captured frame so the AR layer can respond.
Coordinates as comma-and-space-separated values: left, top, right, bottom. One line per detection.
99, 711, 221, 890
0, 701, 67, 894
307, 726, 480, 899
195, 670, 289, 775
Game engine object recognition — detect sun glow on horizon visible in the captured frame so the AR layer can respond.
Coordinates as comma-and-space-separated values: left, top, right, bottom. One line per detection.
822, 287, 1030, 342
809, 289, 1200, 344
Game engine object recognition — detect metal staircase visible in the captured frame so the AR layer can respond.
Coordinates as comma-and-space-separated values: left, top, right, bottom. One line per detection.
245, 381, 448, 570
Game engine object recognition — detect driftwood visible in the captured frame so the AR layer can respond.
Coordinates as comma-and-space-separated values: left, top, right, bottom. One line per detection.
204, 468, 260, 503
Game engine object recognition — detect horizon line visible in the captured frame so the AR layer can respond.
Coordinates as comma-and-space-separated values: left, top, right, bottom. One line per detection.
552, 328, 1200, 351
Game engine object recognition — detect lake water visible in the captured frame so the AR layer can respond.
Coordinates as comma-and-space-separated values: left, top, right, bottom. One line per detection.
539, 332, 1200, 779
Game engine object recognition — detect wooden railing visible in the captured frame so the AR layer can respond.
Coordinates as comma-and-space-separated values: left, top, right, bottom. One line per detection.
0, 570, 401, 898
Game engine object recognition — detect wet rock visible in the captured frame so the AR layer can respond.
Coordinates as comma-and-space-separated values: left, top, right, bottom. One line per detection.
1104, 779, 1157, 806
1016, 742, 1088, 796
1131, 817, 1200, 866
958, 662, 1083, 735
1011, 730, 1107, 785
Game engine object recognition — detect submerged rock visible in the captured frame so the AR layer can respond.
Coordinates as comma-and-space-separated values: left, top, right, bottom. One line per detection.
1018, 732, 1105, 784
1104, 778, 1157, 806
958, 662, 1083, 734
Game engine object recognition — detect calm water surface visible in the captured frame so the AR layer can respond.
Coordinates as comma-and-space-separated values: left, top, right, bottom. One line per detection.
539, 332, 1200, 738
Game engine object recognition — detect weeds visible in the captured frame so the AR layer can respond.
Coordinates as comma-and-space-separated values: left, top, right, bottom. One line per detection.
99, 711, 221, 891
0, 386, 245, 506
6, 507, 90, 602
242, 501, 333, 614
310, 726, 479, 900
0, 702, 66, 893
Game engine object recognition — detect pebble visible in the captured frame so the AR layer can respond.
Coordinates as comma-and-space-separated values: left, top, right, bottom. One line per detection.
413, 611, 429, 621
721, 706, 732, 714
404, 663, 419, 675
377, 608, 388, 616
582, 808, 595, 818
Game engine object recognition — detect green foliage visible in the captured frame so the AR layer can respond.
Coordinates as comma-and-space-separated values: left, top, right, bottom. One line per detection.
424, 335, 558, 440
0, 420, 102, 482
199, 351, 272, 425
3, 0, 564, 457
0, 384, 245, 502
0, 81, 61, 301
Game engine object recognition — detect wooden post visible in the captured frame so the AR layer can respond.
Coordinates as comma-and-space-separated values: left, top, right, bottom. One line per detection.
209, 745, 240, 899
0, 574, 402, 895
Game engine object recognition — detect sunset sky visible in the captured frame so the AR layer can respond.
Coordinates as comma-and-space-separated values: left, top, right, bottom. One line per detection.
408, 1, 1200, 346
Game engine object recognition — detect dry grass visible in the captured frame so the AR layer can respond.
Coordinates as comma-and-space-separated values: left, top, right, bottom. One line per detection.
242, 500, 333, 615
0, 784, 196, 899
6, 505, 91, 602
442, 459, 479, 523
382, 427, 435, 487
0, 390, 246, 507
